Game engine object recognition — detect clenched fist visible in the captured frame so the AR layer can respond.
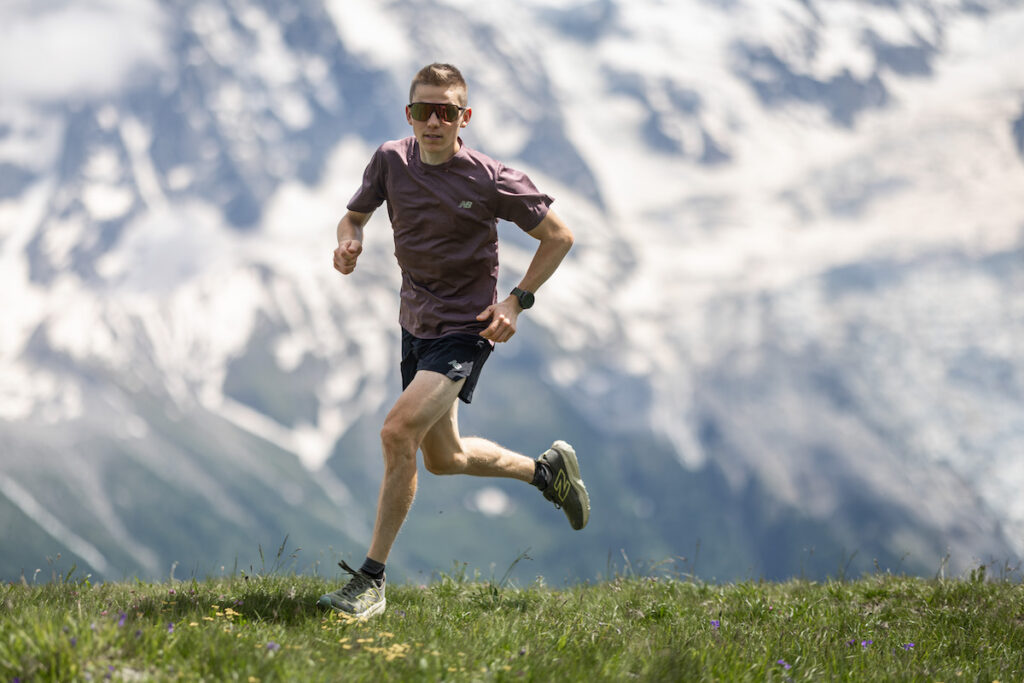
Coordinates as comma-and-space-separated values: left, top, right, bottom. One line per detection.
333, 239, 362, 274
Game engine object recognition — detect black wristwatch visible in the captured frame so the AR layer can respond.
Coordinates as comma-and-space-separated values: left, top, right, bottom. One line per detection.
511, 287, 535, 310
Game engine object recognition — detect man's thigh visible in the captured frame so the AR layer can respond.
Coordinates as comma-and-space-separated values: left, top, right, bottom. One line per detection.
385, 370, 465, 443
419, 397, 461, 467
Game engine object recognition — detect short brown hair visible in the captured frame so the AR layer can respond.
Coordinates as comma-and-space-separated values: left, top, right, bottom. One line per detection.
409, 63, 467, 106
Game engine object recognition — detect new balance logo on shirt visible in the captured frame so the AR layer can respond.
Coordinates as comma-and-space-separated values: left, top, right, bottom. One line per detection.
458, 200, 473, 209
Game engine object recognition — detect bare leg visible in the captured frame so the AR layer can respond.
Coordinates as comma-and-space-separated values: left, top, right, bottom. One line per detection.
420, 400, 535, 481
366, 370, 464, 564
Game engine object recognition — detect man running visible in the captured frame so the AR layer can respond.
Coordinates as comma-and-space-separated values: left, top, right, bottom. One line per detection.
318, 63, 589, 619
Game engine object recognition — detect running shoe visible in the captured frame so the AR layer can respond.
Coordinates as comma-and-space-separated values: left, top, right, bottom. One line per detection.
537, 440, 590, 530
317, 560, 386, 619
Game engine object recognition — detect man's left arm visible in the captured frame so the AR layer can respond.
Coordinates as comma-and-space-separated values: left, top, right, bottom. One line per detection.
478, 210, 574, 343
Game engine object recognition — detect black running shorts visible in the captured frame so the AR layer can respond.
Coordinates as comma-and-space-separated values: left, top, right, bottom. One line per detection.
400, 329, 493, 404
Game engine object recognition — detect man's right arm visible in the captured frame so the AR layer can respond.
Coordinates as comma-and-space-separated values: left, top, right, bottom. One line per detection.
333, 210, 372, 274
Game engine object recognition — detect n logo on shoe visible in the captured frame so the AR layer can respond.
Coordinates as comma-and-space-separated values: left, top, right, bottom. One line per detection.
357, 588, 381, 610
552, 470, 570, 503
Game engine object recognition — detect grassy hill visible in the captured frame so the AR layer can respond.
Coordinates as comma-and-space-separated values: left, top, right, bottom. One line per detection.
2, 561, 1022, 681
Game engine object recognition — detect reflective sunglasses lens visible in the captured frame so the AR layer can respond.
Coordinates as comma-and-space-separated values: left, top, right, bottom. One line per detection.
409, 103, 429, 121
409, 103, 460, 122
440, 104, 460, 121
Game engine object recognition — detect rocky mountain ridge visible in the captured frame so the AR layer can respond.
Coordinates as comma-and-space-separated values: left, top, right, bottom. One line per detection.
1, 0, 1022, 582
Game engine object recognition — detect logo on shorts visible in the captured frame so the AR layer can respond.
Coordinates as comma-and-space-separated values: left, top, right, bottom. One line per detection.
449, 360, 464, 372
458, 200, 473, 209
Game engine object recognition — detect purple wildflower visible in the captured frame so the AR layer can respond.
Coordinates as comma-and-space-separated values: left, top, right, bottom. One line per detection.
266, 642, 281, 652
117, 612, 126, 627
861, 640, 873, 649
710, 619, 720, 630
776, 659, 791, 670
167, 622, 175, 634
70, 637, 77, 648
902, 643, 915, 650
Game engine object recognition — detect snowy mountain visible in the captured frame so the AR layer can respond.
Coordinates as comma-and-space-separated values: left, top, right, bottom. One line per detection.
2, 0, 1023, 584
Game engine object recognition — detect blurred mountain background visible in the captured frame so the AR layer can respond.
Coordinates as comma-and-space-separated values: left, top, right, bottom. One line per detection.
1, 0, 1023, 585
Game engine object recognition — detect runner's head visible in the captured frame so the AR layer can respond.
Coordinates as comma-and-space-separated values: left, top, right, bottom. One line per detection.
409, 63, 467, 107
406, 63, 472, 165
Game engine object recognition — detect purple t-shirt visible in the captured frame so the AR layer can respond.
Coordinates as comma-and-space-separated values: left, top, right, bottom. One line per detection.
347, 136, 553, 338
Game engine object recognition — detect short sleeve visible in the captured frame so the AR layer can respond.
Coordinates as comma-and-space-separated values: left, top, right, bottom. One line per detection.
346, 146, 388, 213
494, 164, 554, 232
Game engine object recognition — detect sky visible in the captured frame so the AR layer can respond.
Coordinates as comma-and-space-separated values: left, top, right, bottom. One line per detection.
0, 0, 170, 102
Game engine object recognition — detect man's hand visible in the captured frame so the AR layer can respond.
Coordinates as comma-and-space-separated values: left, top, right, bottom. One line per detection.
477, 297, 521, 343
333, 239, 363, 274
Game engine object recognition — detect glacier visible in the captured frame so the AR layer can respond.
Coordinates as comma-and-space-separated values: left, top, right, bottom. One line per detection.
1, 0, 1022, 583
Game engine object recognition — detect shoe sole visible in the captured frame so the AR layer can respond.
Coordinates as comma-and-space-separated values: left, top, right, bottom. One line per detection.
317, 595, 387, 620
551, 440, 590, 530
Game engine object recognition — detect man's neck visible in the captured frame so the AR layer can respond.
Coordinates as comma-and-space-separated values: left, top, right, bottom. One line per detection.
419, 138, 461, 166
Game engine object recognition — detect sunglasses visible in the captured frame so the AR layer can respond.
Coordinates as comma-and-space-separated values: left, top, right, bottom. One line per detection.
408, 102, 466, 123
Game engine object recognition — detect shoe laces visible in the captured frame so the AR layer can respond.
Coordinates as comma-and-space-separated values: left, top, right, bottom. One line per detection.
337, 560, 375, 597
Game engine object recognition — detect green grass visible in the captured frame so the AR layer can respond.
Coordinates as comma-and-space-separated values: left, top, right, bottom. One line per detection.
2, 563, 1022, 682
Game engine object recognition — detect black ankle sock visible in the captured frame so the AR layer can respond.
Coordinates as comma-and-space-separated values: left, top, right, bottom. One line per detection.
532, 460, 552, 491
360, 557, 385, 581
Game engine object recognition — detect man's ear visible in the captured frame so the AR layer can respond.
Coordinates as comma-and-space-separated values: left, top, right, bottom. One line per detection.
405, 105, 414, 125
460, 107, 472, 127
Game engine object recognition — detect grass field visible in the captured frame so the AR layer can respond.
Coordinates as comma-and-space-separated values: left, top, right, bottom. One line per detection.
2, 559, 1023, 681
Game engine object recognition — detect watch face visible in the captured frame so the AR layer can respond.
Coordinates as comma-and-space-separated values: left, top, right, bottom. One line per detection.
516, 289, 535, 309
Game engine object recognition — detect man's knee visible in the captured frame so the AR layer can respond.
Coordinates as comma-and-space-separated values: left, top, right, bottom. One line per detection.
422, 444, 464, 476
423, 454, 460, 476
380, 420, 417, 466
